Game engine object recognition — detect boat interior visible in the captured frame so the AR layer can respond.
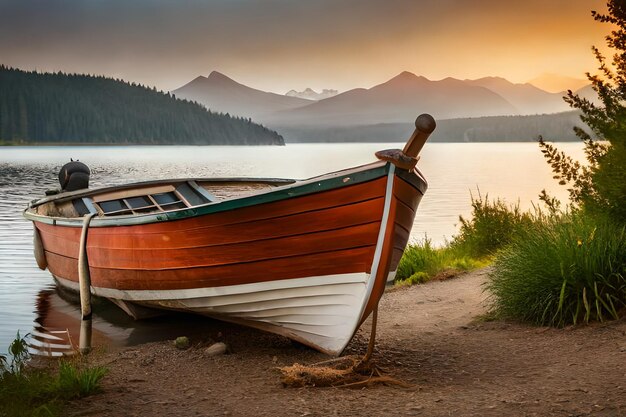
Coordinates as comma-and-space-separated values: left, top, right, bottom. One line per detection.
30, 178, 295, 218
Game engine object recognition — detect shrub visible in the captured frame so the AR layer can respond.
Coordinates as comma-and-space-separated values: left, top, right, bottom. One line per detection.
451, 191, 534, 258
538, 0, 626, 223
487, 213, 626, 326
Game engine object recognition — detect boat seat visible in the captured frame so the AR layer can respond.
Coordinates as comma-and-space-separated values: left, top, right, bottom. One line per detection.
186, 181, 218, 203
72, 198, 98, 216
174, 181, 216, 206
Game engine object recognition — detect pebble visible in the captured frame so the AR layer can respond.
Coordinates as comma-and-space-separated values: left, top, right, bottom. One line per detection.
140, 355, 155, 366
205, 342, 228, 356
174, 336, 190, 350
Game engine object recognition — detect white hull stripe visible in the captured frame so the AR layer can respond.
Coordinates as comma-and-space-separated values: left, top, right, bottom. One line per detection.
55, 272, 367, 301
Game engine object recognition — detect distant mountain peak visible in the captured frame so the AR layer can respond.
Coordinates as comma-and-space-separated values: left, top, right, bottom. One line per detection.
173, 71, 240, 91
285, 88, 338, 101
207, 71, 235, 83
528, 73, 588, 93
172, 71, 312, 121
188, 75, 208, 83
374, 71, 429, 90
469, 76, 511, 84
389, 71, 422, 82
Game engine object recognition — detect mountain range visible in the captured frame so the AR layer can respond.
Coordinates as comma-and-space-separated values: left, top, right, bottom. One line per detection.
463, 77, 568, 115
172, 71, 586, 129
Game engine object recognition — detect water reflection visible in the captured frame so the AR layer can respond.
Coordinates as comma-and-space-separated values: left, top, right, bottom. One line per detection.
31, 288, 128, 356
31, 287, 252, 356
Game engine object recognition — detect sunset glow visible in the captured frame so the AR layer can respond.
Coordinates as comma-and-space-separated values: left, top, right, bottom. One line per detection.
0, 0, 609, 93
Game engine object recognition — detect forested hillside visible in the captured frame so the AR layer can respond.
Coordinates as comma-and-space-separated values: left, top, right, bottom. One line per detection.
0, 66, 284, 145
278, 111, 587, 143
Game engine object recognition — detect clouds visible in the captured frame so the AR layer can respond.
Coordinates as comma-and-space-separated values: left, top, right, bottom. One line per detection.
0, 0, 608, 92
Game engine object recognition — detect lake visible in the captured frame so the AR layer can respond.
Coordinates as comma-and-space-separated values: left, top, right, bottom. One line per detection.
0, 142, 585, 353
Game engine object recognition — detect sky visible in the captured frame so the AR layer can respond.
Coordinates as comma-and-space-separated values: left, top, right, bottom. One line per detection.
0, 0, 610, 94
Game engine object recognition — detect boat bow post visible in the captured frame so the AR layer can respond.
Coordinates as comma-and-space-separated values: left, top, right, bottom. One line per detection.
374, 113, 436, 170
403, 113, 437, 160
361, 113, 436, 359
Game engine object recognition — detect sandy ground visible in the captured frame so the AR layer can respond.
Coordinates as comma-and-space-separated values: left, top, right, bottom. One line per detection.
67, 268, 626, 417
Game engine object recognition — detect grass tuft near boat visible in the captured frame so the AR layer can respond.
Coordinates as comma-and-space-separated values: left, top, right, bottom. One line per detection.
24, 114, 436, 355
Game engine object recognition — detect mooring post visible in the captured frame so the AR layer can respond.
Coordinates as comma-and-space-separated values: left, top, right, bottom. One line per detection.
78, 213, 96, 354
79, 319, 93, 355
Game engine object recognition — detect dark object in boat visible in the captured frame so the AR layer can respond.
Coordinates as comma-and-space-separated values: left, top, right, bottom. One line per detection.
59, 161, 90, 192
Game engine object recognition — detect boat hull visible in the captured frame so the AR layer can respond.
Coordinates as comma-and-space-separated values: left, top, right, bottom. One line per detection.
28, 162, 425, 355
53, 272, 373, 355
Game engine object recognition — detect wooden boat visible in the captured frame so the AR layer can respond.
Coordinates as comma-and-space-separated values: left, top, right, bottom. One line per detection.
24, 114, 435, 355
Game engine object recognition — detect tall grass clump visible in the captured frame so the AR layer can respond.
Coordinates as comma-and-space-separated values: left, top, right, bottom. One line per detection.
0, 333, 108, 417
394, 193, 526, 286
487, 213, 626, 326
56, 360, 108, 398
451, 192, 534, 258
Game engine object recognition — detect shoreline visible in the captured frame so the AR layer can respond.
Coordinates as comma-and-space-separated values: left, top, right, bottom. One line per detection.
65, 268, 626, 417
0, 142, 285, 147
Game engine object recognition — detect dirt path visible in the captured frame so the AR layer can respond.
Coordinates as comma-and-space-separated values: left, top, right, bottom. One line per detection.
69, 268, 626, 417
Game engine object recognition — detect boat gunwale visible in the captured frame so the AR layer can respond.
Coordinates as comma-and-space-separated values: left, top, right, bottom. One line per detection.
24, 161, 427, 228
28, 176, 297, 208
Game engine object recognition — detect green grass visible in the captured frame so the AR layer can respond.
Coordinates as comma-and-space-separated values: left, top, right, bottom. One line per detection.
395, 193, 524, 287
0, 333, 108, 417
396, 189, 626, 328
55, 361, 108, 399
486, 213, 626, 326
395, 237, 487, 286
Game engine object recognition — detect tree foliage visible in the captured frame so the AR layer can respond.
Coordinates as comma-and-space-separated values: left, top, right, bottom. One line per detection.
539, 0, 626, 221
0, 66, 284, 146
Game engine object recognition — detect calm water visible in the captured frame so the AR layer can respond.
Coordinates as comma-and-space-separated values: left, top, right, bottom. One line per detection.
0, 143, 585, 352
